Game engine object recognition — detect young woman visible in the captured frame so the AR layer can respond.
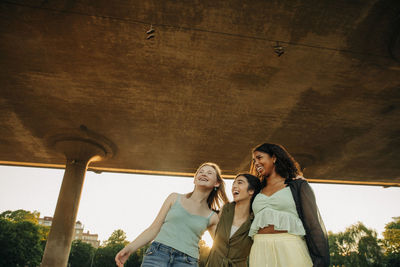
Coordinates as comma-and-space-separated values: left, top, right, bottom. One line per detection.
205, 174, 261, 267
115, 162, 229, 267
249, 143, 330, 267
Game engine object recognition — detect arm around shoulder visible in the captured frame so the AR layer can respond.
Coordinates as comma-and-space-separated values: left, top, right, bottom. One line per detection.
208, 202, 229, 239
207, 212, 220, 239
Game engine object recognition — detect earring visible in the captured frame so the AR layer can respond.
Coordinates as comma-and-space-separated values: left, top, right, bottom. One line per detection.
214, 187, 218, 191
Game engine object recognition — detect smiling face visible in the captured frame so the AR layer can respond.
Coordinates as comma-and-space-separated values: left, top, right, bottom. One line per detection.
252, 150, 276, 177
232, 175, 254, 202
194, 164, 220, 189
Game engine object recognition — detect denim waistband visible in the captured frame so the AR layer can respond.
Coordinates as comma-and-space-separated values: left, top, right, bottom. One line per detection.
151, 241, 194, 258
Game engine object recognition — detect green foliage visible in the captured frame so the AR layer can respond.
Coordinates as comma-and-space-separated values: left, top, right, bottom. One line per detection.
68, 240, 95, 267
125, 245, 149, 267
0, 209, 148, 267
328, 222, 383, 267
382, 217, 400, 267
328, 217, 400, 267
92, 229, 146, 267
38, 225, 50, 252
93, 243, 125, 267
385, 217, 400, 230
383, 217, 400, 254
0, 209, 40, 224
0, 218, 43, 267
103, 229, 129, 246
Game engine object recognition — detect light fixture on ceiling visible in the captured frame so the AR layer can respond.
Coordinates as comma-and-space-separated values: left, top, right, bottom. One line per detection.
146, 25, 155, 39
272, 41, 285, 56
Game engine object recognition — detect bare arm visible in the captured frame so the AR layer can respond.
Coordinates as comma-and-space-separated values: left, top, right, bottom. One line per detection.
207, 210, 221, 239
115, 193, 177, 267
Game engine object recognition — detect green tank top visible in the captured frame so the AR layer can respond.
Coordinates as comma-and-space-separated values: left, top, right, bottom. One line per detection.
154, 194, 214, 259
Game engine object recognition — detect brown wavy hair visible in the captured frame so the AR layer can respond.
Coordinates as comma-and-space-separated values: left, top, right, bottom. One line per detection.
187, 162, 229, 211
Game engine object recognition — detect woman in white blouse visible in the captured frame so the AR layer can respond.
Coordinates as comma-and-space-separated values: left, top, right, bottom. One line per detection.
249, 143, 329, 267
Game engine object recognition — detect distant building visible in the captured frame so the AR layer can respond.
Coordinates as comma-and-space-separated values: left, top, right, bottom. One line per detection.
38, 216, 53, 227
38, 217, 100, 248
80, 231, 100, 248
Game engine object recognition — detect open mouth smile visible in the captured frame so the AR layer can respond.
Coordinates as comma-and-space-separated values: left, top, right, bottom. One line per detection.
198, 176, 209, 182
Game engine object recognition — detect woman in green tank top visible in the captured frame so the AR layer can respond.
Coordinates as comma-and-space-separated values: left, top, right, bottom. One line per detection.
115, 162, 229, 267
205, 174, 261, 267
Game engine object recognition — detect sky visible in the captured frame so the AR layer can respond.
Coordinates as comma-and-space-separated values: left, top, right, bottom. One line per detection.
0, 165, 399, 247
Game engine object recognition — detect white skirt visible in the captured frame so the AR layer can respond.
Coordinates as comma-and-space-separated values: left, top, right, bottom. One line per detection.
249, 233, 312, 267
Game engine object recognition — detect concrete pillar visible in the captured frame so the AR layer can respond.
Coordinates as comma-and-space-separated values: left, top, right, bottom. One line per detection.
41, 126, 114, 267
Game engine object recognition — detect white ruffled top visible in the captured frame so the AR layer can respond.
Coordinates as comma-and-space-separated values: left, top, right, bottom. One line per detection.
249, 187, 306, 238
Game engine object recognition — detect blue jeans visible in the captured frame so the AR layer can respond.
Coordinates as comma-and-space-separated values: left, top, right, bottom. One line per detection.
141, 242, 199, 267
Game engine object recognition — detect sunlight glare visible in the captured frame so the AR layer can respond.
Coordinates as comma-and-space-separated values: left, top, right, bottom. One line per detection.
202, 231, 213, 248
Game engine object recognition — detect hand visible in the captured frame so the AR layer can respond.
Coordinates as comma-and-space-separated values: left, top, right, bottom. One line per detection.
294, 175, 306, 180
115, 247, 131, 267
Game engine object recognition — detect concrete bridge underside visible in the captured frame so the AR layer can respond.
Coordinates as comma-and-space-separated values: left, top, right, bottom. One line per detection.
0, 1, 399, 265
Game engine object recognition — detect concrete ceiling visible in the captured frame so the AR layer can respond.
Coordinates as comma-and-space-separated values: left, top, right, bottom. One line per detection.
1, 0, 399, 186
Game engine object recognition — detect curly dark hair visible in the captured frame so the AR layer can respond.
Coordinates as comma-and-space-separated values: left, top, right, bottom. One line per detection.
250, 143, 302, 187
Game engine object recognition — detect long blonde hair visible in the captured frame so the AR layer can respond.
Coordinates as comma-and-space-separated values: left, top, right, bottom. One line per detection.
188, 162, 229, 211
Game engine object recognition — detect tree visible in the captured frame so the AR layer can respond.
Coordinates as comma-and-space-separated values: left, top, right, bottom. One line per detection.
0, 209, 40, 224
124, 245, 149, 267
103, 229, 129, 246
38, 224, 51, 252
382, 217, 400, 267
68, 240, 95, 267
1, 209, 49, 253
93, 229, 148, 267
328, 231, 344, 266
93, 243, 125, 267
0, 218, 43, 267
329, 222, 383, 267
92, 229, 129, 267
